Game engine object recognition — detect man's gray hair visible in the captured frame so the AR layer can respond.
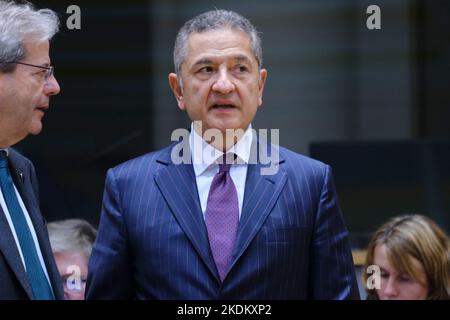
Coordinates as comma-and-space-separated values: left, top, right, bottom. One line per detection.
173, 9, 262, 75
48, 219, 97, 259
0, 0, 59, 73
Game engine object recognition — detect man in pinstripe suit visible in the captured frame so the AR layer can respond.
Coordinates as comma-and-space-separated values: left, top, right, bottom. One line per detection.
86, 9, 359, 299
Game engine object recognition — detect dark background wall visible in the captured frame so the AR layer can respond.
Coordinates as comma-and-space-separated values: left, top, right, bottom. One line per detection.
15, 0, 151, 225
13, 0, 450, 248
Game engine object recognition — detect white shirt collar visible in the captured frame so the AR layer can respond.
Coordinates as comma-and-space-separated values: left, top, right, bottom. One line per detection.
189, 123, 253, 177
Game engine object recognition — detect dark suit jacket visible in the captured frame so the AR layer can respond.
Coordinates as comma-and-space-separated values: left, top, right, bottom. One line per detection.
0, 149, 64, 300
86, 141, 359, 299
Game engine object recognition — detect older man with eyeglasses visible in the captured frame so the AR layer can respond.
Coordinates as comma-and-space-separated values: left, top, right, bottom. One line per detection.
0, 1, 63, 299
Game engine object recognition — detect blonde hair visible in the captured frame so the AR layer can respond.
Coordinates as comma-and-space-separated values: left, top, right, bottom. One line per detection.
48, 219, 97, 259
364, 214, 450, 300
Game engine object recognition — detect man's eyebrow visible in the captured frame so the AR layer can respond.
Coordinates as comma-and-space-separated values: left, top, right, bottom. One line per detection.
233, 55, 252, 64
191, 55, 253, 69
192, 58, 214, 69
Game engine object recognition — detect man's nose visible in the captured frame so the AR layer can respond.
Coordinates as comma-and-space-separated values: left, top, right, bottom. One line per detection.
44, 74, 61, 96
212, 70, 235, 94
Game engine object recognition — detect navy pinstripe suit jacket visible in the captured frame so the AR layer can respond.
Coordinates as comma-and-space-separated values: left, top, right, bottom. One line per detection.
86, 141, 359, 299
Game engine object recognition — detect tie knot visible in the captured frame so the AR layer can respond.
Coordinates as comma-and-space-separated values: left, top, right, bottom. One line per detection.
0, 151, 7, 169
218, 163, 231, 173
218, 153, 234, 173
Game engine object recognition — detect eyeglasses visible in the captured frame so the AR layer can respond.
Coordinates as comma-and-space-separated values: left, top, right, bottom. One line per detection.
6, 61, 54, 81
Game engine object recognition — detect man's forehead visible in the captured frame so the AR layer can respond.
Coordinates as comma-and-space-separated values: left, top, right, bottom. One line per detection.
187, 28, 252, 46
23, 41, 51, 63
185, 30, 256, 62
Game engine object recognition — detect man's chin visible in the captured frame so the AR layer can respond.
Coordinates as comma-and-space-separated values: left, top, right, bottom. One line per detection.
206, 118, 247, 132
29, 122, 43, 135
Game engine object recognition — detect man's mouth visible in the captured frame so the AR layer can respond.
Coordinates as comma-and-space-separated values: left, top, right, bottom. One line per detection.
35, 105, 48, 111
211, 104, 236, 110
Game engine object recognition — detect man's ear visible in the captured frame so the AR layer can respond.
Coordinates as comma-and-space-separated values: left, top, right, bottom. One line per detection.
257, 68, 267, 107
168, 73, 185, 110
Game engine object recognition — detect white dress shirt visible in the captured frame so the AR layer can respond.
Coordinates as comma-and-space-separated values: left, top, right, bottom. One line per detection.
189, 124, 253, 220
0, 148, 53, 288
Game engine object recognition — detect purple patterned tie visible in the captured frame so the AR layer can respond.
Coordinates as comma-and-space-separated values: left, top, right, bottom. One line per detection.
205, 155, 239, 282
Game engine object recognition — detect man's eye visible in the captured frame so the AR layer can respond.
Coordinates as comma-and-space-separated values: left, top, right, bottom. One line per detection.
35, 70, 47, 78
199, 66, 213, 73
238, 65, 248, 72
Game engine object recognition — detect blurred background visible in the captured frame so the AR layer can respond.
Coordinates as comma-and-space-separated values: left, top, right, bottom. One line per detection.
14, 0, 450, 262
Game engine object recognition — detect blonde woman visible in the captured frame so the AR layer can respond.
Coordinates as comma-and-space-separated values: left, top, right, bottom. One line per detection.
48, 219, 97, 300
364, 214, 450, 299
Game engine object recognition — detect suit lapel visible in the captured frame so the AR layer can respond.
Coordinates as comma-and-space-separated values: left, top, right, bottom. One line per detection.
229, 142, 287, 271
0, 156, 34, 299
3, 151, 64, 299
9, 157, 39, 221
154, 147, 220, 283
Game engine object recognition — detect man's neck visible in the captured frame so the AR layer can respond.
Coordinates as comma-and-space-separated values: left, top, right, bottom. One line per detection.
192, 123, 248, 152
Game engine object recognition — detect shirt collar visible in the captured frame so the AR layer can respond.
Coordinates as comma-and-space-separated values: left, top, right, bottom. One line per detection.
189, 122, 253, 177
